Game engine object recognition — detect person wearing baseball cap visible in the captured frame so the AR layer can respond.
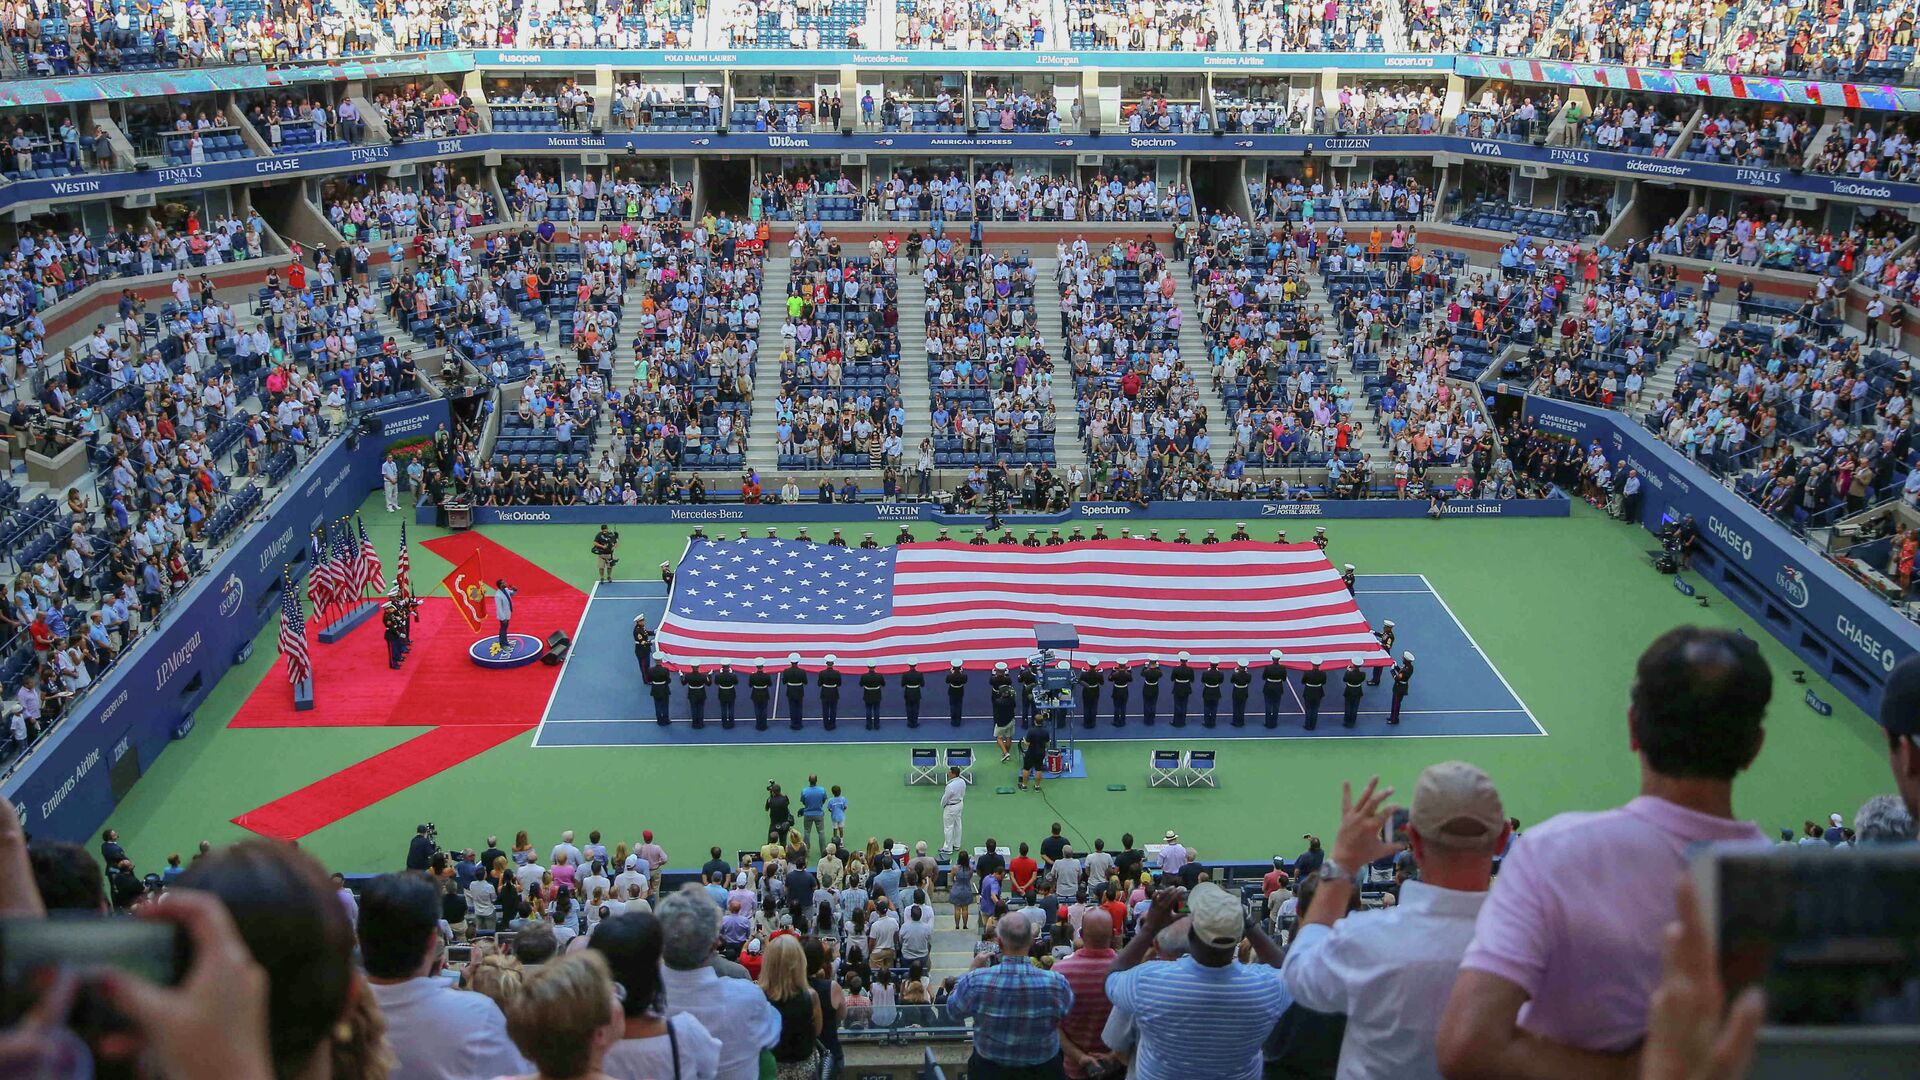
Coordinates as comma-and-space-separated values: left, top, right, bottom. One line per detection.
1440, 626, 1770, 1075
1285, 766, 1509, 1080
1106, 880, 1292, 1078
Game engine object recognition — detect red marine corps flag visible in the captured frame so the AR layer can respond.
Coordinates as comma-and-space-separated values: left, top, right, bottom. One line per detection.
442, 551, 490, 631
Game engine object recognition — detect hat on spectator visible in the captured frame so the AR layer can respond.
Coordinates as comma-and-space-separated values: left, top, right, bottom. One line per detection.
1187, 882, 1244, 949
1164, 830, 1178, 841
1410, 761, 1505, 849
1830, 813, 1844, 827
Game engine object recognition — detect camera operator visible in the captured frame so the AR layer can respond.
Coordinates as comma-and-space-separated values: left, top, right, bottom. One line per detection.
592, 524, 620, 584
405, 822, 437, 871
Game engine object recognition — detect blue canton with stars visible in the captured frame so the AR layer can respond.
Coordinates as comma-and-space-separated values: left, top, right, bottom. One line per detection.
668, 539, 897, 623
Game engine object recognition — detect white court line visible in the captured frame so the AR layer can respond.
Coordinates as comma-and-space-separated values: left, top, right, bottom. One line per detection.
1417, 573, 1547, 736
533, 727, 1549, 749
531, 582, 602, 749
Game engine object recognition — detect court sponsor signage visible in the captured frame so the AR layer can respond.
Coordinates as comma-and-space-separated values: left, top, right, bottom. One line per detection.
1523, 396, 1920, 713
1, 398, 448, 843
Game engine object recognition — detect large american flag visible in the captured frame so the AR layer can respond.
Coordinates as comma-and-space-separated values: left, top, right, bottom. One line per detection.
654, 539, 1392, 672
279, 571, 311, 684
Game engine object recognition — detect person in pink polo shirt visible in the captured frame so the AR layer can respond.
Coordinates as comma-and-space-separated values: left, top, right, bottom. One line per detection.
1437, 626, 1772, 1080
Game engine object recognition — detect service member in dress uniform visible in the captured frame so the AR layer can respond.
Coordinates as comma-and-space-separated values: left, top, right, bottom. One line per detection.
902, 659, 925, 727
1069, 527, 1086, 542
998, 529, 1019, 545
1045, 529, 1066, 546
1230, 659, 1252, 727
634, 615, 654, 678
1301, 661, 1327, 730
1275, 530, 1289, 543
766, 527, 780, 539
1370, 621, 1396, 685
690, 526, 707, 543
937, 527, 951, 542
1390, 652, 1415, 725
649, 663, 673, 724
1342, 661, 1366, 728
897, 524, 916, 544
818, 655, 842, 731
1170, 651, 1195, 727
1109, 660, 1132, 725
1313, 526, 1329, 550
1148, 529, 1162, 542
1023, 530, 1043, 548
1080, 663, 1103, 729
715, 662, 738, 729
1201, 528, 1221, 545
1141, 658, 1163, 724
682, 665, 709, 729
737, 527, 751, 541
860, 532, 880, 549
1341, 563, 1357, 594
1262, 649, 1288, 728
1173, 529, 1193, 544
861, 665, 885, 730
1091, 526, 1109, 540
946, 659, 968, 726
782, 652, 808, 730
750, 659, 773, 730
827, 529, 848, 548
796, 527, 813, 544
969, 529, 990, 546
1231, 522, 1251, 541
1200, 660, 1225, 727
660, 561, 674, 589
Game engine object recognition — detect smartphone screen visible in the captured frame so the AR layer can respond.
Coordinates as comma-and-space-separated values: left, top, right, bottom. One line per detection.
0, 916, 187, 1030
1694, 846, 1920, 1027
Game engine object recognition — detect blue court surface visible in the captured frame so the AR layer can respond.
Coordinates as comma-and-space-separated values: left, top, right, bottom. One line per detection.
533, 575, 1541, 747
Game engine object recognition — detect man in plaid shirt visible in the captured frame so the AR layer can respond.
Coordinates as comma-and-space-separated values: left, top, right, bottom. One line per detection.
948, 913, 1075, 1077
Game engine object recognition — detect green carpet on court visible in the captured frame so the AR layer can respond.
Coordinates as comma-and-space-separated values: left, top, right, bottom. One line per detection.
106, 495, 1895, 872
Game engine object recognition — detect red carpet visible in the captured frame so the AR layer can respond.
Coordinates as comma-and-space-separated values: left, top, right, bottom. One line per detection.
231, 725, 529, 840
230, 533, 586, 839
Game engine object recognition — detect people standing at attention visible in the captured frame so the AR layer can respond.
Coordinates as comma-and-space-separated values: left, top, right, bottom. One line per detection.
1140, 658, 1162, 724
946, 910, 1074, 1077
1109, 660, 1131, 726
1370, 621, 1395, 685
1055, 909, 1120, 1080
947, 659, 969, 727
492, 578, 515, 648
781, 652, 808, 731
799, 775, 829, 852
940, 765, 967, 857
1104, 883, 1293, 1080
648, 663, 671, 724
1285, 765, 1509, 1080
715, 663, 738, 729
382, 453, 400, 511
1262, 650, 1288, 728
1390, 653, 1415, 725
1438, 627, 1772, 1080
1302, 661, 1327, 730
948, 850, 975, 930
681, 665, 709, 729
902, 659, 924, 727
1170, 652, 1195, 727
861, 666, 885, 730
817, 655, 842, 731
750, 659, 773, 731
1342, 661, 1366, 728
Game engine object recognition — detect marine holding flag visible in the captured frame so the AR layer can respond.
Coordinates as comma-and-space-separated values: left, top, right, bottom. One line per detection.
442, 551, 491, 632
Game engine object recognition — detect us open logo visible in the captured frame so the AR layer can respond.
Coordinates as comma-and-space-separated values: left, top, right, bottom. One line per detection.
1773, 565, 1810, 609
219, 573, 245, 618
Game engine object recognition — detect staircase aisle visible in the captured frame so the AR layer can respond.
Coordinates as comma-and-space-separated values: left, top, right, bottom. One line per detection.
1176, 272, 1220, 454
895, 268, 931, 480
744, 256, 791, 478
1035, 257, 1084, 472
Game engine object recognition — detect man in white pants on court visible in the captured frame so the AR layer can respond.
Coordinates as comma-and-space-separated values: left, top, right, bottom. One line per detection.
940, 765, 966, 857
382, 454, 400, 511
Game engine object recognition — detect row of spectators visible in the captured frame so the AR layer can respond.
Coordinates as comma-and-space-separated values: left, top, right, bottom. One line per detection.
1247, 171, 1430, 224
895, 0, 1050, 50
1070, 0, 1221, 51
1552, 0, 1723, 69
1237, 0, 1381, 51
924, 246, 1056, 468
773, 234, 903, 470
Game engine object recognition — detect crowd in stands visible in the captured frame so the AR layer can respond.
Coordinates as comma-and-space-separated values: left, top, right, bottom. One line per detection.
1248, 172, 1431, 224
895, 0, 1050, 49
1684, 107, 1812, 169
923, 245, 1056, 474
1455, 87, 1559, 142
241, 94, 362, 152
609, 78, 724, 130
773, 232, 903, 470
1237, 0, 1381, 51
1068, 0, 1221, 51
1574, 95, 1682, 156
1812, 113, 1920, 182
1725, 0, 1920, 81
373, 83, 481, 141
19, 620, 1911, 1079
1, 212, 273, 326
868, 170, 1192, 224
1644, 204, 1906, 276
719, 0, 868, 48
1552, 0, 1724, 68
1405, 0, 1553, 56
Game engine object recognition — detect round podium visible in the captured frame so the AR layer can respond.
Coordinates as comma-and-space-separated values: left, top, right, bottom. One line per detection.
469, 634, 546, 669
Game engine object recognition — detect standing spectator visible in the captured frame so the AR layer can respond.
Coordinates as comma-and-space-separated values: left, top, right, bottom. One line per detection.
1886, 656, 1920, 822
1104, 883, 1292, 1080
760, 936, 823, 1080
501, 952, 624, 1080
657, 885, 781, 1080
1284, 765, 1509, 1080
947, 913, 1076, 1076
1439, 627, 1771, 1078
799, 774, 829, 852
360, 872, 531, 1080
1054, 909, 1119, 1079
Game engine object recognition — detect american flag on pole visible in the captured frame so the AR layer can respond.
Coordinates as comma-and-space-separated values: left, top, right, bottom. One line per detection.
654, 539, 1393, 672
333, 523, 361, 602
279, 570, 311, 685
395, 522, 411, 598
307, 535, 336, 614
357, 515, 387, 595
